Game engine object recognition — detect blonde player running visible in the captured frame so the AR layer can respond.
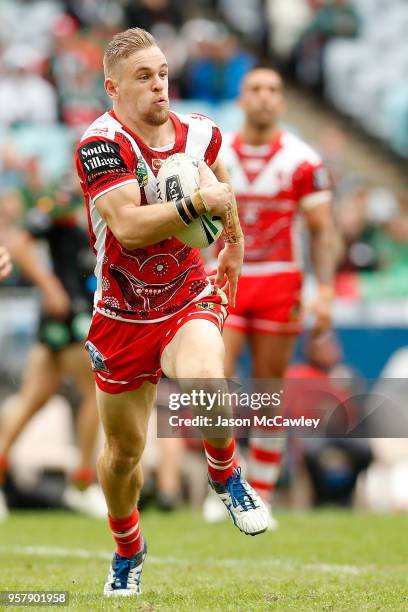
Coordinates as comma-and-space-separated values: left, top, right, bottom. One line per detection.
75, 28, 269, 597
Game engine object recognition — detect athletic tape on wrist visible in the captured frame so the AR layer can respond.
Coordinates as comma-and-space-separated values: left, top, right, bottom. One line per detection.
175, 198, 192, 225
184, 195, 199, 219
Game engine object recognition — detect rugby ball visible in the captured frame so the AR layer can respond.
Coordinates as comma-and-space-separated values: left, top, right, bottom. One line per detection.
156, 153, 223, 248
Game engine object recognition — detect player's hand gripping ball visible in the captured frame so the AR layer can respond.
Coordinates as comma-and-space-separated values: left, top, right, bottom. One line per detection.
156, 153, 223, 248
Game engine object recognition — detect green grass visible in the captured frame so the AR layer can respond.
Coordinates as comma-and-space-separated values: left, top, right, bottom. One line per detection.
1, 509, 408, 610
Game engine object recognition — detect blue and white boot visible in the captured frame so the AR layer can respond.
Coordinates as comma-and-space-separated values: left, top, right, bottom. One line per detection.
104, 537, 147, 597
209, 467, 269, 536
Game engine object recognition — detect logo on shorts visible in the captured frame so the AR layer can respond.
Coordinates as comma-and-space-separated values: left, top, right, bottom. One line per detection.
195, 301, 214, 310
136, 157, 148, 187
85, 340, 110, 374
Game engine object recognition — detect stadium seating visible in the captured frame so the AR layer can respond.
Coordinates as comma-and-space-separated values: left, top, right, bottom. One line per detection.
323, 0, 408, 157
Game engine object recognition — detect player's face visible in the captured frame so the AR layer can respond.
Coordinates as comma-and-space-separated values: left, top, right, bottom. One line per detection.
240, 69, 284, 129
107, 45, 170, 127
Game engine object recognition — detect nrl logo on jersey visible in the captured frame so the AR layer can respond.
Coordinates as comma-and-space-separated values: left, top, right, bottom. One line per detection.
136, 157, 148, 187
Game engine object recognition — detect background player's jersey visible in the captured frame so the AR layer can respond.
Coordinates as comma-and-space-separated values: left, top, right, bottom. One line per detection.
24, 193, 95, 315
221, 130, 331, 274
75, 110, 221, 323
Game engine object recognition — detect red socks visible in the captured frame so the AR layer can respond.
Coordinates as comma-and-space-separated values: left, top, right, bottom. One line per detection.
70, 467, 95, 491
0, 454, 7, 487
108, 508, 142, 558
248, 444, 282, 504
203, 439, 236, 484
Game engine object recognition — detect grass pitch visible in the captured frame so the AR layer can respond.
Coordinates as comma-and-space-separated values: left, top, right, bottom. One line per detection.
0, 509, 407, 611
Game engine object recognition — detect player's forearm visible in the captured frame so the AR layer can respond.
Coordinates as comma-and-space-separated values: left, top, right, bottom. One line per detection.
105, 194, 207, 250
7, 230, 59, 291
309, 223, 336, 289
106, 201, 182, 249
212, 160, 244, 245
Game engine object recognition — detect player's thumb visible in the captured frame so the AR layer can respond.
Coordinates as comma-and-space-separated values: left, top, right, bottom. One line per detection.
198, 161, 215, 187
214, 267, 224, 288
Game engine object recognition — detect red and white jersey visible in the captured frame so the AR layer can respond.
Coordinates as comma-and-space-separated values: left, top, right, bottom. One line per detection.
75, 110, 221, 323
221, 130, 331, 275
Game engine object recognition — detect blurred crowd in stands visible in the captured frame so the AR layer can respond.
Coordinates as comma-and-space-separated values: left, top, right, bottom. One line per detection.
0, 0, 407, 516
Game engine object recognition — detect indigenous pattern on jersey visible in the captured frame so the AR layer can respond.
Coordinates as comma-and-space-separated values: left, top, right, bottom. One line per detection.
220, 131, 331, 275
75, 110, 221, 323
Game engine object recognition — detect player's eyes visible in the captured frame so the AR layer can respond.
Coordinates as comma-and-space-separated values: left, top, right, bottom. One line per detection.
138, 74, 150, 81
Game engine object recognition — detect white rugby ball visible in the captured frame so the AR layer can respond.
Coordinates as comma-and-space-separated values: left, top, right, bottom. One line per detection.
156, 153, 223, 249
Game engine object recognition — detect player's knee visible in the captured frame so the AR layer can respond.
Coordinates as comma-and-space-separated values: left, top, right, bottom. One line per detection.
104, 437, 145, 477
177, 358, 224, 379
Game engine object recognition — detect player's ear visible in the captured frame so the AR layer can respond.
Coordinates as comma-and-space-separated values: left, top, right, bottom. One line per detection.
105, 77, 118, 100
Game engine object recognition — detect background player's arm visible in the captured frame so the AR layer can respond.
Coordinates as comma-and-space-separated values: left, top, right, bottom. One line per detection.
0, 245, 12, 281
95, 171, 233, 250
303, 200, 336, 334
6, 229, 70, 318
210, 157, 244, 308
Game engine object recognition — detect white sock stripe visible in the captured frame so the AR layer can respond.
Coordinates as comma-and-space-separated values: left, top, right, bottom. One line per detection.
248, 463, 281, 482
125, 530, 141, 545
205, 451, 234, 465
207, 459, 234, 471
112, 523, 139, 539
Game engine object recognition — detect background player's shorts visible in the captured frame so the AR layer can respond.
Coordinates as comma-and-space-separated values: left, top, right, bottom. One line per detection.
226, 271, 303, 335
38, 310, 93, 352
85, 292, 228, 394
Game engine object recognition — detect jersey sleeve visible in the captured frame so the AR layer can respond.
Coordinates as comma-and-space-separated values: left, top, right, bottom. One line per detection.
293, 160, 332, 210
204, 125, 222, 167
75, 135, 137, 201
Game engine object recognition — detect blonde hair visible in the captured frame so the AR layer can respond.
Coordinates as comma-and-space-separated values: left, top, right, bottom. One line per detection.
103, 27, 157, 77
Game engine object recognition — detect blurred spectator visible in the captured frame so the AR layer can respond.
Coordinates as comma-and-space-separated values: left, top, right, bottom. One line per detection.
296, 0, 360, 91
123, 0, 183, 32
62, 0, 124, 29
217, 0, 267, 49
335, 184, 380, 275
287, 332, 372, 507
50, 16, 107, 128
0, 45, 57, 126
266, 0, 312, 63
182, 20, 255, 102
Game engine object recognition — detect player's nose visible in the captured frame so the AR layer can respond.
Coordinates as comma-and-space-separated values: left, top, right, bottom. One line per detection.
151, 74, 164, 91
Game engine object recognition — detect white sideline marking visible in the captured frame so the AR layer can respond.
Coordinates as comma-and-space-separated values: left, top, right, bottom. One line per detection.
0, 545, 370, 575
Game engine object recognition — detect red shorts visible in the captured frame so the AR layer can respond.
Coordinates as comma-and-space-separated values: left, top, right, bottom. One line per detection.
85, 293, 228, 394
226, 272, 303, 335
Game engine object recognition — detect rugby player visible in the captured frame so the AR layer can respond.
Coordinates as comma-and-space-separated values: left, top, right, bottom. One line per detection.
75, 28, 270, 597
208, 66, 335, 524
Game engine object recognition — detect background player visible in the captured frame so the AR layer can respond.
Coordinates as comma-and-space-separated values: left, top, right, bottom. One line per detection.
204, 65, 335, 525
75, 27, 269, 598
0, 186, 103, 519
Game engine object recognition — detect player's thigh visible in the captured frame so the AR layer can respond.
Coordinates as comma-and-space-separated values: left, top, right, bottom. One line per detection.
249, 332, 298, 378
96, 382, 156, 455
222, 326, 247, 378
57, 342, 94, 396
160, 319, 225, 379
19, 343, 62, 405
